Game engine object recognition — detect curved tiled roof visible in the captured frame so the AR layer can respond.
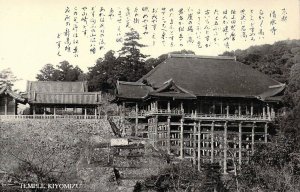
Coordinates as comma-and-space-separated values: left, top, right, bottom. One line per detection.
26, 81, 88, 93
138, 54, 283, 98
0, 86, 26, 102
116, 81, 153, 100
31, 92, 102, 105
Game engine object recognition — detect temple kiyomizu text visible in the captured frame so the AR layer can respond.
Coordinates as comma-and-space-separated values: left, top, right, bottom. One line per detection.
113, 54, 285, 173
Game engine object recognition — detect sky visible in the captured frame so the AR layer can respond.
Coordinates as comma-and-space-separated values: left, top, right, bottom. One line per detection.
0, 0, 299, 92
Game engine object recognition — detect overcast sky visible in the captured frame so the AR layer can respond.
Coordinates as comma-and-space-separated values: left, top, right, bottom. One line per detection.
0, 0, 299, 91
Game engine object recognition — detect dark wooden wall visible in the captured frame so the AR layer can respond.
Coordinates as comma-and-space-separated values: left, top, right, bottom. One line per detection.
0, 95, 16, 115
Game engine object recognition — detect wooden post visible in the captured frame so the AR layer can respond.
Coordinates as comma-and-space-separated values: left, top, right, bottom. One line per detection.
33, 105, 36, 118
180, 102, 184, 113
271, 107, 275, 119
180, 118, 184, 159
84, 107, 87, 119
211, 121, 214, 163
223, 121, 228, 174
193, 122, 197, 165
198, 121, 201, 171
4, 96, 8, 115
54, 106, 56, 119
43, 107, 46, 119
264, 123, 268, 143
239, 122, 242, 167
167, 116, 171, 154
155, 101, 158, 111
263, 106, 266, 119
267, 105, 271, 120
167, 101, 171, 112
122, 102, 125, 115
154, 115, 158, 148
250, 103, 253, 117
226, 104, 229, 117
238, 103, 241, 116
252, 123, 255, 155
220, 102, 223, 114
94, 107, 97, 119
135, 103, 139, 137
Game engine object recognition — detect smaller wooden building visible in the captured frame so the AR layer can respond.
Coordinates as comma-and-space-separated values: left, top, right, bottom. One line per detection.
25, 81, 102, 117
0, 85, 26, 115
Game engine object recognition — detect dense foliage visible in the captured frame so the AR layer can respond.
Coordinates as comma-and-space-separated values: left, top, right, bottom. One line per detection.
36, 61, 85, 81
0, 68, 19, 88
221, 40, 300, 83
225, 40, 300, 191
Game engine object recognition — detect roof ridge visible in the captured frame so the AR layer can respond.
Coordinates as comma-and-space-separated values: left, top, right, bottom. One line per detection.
118, 81, 146, 86
28, 81, 87, 83
168, 54, 236, 60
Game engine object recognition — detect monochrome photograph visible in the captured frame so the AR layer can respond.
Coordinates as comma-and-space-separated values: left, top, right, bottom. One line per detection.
0, 0, 299, 191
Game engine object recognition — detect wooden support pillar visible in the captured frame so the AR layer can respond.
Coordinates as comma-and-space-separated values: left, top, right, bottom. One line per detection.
154, 115, 158, 148
198, 121, 201, 171
94, 107, 97, 119
135, 103, 139, 137
238, 122, 242, 167
43, 107, 46, 119
238, 103, 241, 116
220, 102, 223, 114
14, 99, 17, 115
211, 121, 214, 163
251, 123, 255, 155
84, 107, 87, 119
223, 121, 228, 174
4, 96, 7, 115
122, 102, 125, 114
167, 101, 171, 112
33, 105, 36, 117
250, 103, 253, 117
193, 122, 197, 165
54, 106, 56, 119
263, 106, 266, 119
226, 104, 229, 117
155, 101, 158, 111
167, 116, 171, 154
267, 105, 271, 120
180, 102, 184, 113
271, 107, 275, 119
264, 123, 268, 143
180, 118, 184, 159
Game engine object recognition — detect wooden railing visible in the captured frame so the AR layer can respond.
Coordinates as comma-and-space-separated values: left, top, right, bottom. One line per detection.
145, 109, 184, 115
0, 115, 106, 120
143, 109, 274, 121
185, 113, 273, 121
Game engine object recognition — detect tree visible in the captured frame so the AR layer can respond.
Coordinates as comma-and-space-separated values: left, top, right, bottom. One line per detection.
88, 50, 119, 91
36, 64, 60, 81
0, 68, 19, 87
117, 29, 149, 82
88, 30, 149, 92
36, 61, 84, 81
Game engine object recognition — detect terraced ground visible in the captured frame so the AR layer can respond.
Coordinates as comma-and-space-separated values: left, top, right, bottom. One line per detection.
0, 119, 169, 192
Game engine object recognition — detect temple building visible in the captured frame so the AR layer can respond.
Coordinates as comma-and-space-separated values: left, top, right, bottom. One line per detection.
0, 85, 26, 115
25, 81, 102, 118
113, 54, 285, 173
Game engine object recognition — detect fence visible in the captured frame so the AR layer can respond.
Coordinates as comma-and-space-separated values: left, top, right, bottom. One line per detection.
0, 114, 107, 120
